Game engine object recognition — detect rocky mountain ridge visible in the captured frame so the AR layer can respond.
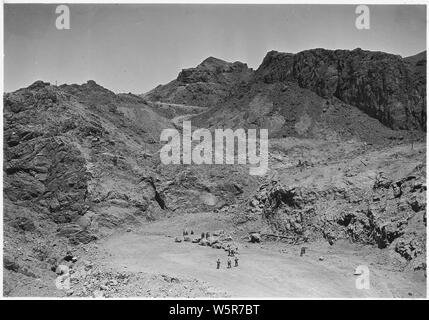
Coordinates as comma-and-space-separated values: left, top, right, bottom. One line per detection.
144, 56, 253, 108
148, 48, 426, 132
256, 48, 426, 130
3, 47, 427, 297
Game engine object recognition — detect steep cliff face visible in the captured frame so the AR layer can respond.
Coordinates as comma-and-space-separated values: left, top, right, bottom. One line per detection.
4, 82, 91, 225
144, 57, 253, 107
148, 48, 425, 137
256, 49, 426, 130
239, 141, 426, 271
191, 79, 413, 144
3, 81, 167, 245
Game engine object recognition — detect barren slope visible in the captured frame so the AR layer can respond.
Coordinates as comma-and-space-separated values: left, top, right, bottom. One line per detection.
3, 48, 426, 297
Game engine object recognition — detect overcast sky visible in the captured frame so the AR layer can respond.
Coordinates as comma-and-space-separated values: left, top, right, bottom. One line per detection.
4, 4, 427, 93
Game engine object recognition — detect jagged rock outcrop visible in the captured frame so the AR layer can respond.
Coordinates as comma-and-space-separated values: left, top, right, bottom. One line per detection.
369, 170, 426, 270
256, 48, 426, 130
144, 57, 253, 107
191, 78, 411, 144
251, 164, 426, 270
3, 81, 170, 248
4, 84, 90, 223
157, 163, 258, 213
144, 49, 425, 133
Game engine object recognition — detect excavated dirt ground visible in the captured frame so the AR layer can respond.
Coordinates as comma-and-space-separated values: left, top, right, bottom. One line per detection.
99, 212, 426, 298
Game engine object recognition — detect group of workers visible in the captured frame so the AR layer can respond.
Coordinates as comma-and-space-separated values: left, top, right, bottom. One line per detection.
182, 228, 240, 270
182, 229, 194, 236
216, 244, 239, 269
216, 256, 239, 269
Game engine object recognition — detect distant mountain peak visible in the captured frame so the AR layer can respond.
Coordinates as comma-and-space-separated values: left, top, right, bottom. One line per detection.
28, 80, 51, 90
144, 47, 425, 131
200, 56, 228, 66
86, 80, 98, 86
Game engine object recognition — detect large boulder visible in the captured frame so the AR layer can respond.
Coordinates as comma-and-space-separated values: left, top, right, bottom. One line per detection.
55, 264, 70, 275
199, 239, 209, 246
249, 232, 261, 243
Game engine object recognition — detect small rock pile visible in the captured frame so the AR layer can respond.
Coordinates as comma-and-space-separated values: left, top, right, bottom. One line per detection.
174, 229, 237, 251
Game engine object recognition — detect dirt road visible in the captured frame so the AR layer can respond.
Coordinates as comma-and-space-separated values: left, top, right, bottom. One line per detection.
100, 213, 425, 298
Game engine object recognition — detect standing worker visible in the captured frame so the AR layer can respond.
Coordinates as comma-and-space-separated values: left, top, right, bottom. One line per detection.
227, 258, 232, 269
234, 256, 239, 267
216, 258, 221, 269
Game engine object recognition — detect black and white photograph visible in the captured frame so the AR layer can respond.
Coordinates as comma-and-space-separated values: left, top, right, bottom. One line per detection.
1, 1, 427, 301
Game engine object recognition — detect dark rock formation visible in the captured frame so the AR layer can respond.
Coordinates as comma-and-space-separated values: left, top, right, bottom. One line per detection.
3, 81, 165, 247
255, 165, 426, 270
150, 48, 425, 140
144, 57, 253, 107
256, 49, 426, 130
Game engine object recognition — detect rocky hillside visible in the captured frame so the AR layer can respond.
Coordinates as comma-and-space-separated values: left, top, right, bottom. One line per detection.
3, 80, 258, 295
255, 49, 426, 131
191, 79, 416, 144
150, 49, 426, 134
144, 57, 253, 107
4, 80, 168, 230
3, 48, 426, 296
153, 49, 425, 272
238, 141, 426, 271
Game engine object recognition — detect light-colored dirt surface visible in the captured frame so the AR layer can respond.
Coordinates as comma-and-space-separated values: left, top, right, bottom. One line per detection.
100, 212, 426, 298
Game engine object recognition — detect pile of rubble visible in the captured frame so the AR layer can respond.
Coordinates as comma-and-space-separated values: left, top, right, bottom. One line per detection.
174, 229, 238, 251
